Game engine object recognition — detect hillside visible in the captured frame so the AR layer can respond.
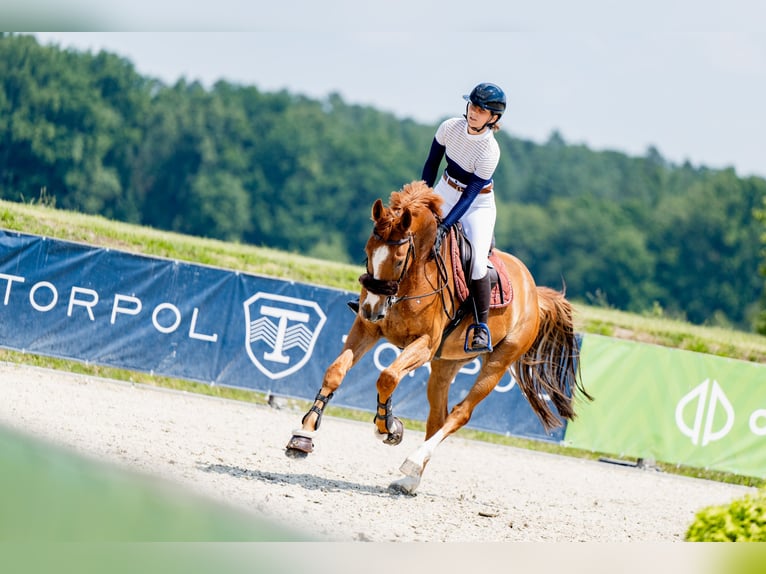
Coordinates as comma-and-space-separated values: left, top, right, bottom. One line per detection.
2, 199, 764, 363
2, 33, 765, 331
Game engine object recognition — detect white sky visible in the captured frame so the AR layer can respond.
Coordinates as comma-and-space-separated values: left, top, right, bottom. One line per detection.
29, 0, 766, 178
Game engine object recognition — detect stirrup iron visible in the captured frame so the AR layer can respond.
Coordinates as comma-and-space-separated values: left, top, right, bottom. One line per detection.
465, 322, 492, 353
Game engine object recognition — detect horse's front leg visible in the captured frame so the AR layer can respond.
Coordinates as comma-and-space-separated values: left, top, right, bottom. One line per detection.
373, 334, 433, 446
285, 319, 379, 458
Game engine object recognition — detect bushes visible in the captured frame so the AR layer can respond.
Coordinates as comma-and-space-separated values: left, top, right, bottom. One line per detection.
686, 489, 766, 541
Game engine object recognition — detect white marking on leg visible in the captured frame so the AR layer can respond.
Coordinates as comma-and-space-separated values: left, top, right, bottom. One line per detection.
401, 429, 445, 475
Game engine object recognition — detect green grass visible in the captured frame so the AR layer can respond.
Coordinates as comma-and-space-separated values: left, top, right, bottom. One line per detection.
578, 306, 766, 363
0, 201, 360, 291
2, 198, 765, 488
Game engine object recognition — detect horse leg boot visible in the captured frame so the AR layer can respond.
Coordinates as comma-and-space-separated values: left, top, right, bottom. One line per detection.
373, 394, 404, 445
466, 274, 492, 353
285, 391, 334, 458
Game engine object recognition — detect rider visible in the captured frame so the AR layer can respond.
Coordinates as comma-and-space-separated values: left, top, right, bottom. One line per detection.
420, 82, 506, 353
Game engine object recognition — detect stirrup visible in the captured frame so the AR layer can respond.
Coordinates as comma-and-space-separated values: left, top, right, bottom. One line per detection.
465, 323, 492, 353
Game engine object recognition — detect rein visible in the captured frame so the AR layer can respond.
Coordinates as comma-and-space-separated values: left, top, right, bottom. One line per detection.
359, 229, 456, 319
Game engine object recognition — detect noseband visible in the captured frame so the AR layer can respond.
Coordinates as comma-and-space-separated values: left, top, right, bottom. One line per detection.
358, 230, 453, 316
358, 232, 414, 299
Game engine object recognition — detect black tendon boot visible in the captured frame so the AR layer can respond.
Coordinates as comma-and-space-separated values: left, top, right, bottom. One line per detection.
466, 274, 492, 352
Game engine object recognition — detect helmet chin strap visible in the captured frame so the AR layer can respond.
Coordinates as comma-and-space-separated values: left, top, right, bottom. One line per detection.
464, 104, 497, 133
463, 113, 494, 133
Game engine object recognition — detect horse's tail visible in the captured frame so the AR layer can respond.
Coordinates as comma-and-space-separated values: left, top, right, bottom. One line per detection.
511, 286, 593, 431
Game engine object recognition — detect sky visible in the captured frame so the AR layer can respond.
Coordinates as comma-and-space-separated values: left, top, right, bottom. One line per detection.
18, 1, 766, 178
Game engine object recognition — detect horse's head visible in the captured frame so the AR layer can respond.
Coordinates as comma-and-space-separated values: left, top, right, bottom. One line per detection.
358, 181, 443, 322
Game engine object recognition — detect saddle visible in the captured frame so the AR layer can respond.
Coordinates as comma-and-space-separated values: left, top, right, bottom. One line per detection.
449, 225, 513, 309
433, 226, 513, 357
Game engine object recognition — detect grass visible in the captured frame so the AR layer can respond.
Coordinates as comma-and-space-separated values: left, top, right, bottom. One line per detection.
0, 201, 361, 291
1, 198, 765, 488
578, 306, 766, 363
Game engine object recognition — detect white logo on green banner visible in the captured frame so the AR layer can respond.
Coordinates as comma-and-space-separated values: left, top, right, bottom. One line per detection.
675, 379, 734, 446
749, 409, 766, 436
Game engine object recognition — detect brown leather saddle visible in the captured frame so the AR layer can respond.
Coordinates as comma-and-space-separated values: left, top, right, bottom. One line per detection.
448, 225, 512, 309
433, 226, 513, 357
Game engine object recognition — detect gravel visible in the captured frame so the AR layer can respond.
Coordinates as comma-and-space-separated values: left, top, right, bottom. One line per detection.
0, 361, 754, 543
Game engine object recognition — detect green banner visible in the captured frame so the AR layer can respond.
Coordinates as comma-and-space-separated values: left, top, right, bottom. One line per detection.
565, 335, 766, 478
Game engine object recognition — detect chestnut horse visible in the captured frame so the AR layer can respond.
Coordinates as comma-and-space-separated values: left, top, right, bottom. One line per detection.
286, 180, 591, 494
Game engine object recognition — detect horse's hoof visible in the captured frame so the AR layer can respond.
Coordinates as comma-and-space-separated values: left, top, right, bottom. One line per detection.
399, 458, 422, 478
285, 434, 313, 457
285, 447, 309, 459
389, 457, 423, 494
383, 417, 404, 446
388, 475, 420, 495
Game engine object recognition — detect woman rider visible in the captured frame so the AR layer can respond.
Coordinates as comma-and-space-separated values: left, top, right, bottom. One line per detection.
420, 82, 506, 353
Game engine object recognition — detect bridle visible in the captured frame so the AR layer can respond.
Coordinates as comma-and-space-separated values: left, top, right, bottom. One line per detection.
358, 229, 455, 317
358, 232, 414, 302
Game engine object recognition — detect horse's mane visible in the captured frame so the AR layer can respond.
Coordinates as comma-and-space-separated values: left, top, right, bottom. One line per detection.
388, 180, 443, 219
373, 181, 442, 238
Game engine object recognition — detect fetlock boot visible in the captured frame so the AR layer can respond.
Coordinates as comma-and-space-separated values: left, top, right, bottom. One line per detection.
465, 274, 492, 353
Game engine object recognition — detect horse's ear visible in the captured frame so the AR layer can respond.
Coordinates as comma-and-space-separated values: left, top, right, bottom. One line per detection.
372, 199, 384, 221
400, 208, 412, 232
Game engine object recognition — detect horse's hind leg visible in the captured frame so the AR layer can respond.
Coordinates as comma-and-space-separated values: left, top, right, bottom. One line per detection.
423, 359, 465, 439
388, 359, 464, 494
286, 320, 379, 458
392, 347, 514, 494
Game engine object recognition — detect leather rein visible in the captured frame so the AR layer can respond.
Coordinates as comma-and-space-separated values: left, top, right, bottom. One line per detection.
358, 230, 455, 318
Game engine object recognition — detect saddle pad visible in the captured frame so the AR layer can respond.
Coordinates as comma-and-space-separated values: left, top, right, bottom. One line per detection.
450, 232, 513, 309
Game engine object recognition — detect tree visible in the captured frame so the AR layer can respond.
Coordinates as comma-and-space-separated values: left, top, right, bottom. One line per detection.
2, 34, 766, 331
649, 170, 765, 326
510, 197, 658, 310
755, 195, 766, 334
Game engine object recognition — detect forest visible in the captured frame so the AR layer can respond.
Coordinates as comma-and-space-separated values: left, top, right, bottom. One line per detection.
2, 33, 765, 332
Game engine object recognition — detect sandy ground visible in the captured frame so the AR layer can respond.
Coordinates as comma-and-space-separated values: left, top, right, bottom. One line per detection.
0, 361, 755, 543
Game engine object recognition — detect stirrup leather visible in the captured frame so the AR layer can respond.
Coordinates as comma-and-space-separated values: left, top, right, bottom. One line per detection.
465, 322, 492, 353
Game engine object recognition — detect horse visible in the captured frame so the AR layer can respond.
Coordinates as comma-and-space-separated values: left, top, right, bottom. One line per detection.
286, 180, 592, 494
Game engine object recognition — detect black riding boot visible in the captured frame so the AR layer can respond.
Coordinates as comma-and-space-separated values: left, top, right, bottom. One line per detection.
466, 274, 492, 352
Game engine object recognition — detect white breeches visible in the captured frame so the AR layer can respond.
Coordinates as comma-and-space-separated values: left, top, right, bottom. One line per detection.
434, 177, 497, 280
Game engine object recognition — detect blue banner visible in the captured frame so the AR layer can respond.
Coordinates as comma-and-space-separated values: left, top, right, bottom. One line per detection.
0, 230, 565, 441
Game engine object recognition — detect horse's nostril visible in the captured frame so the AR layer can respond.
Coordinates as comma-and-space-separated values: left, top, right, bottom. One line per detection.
360, 306, 386, 323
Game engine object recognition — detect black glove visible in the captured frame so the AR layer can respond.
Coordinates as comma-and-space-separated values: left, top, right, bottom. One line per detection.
433, 224, 448, 254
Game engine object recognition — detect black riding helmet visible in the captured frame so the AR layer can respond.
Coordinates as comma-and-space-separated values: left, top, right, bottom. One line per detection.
463, 83, 506, 127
